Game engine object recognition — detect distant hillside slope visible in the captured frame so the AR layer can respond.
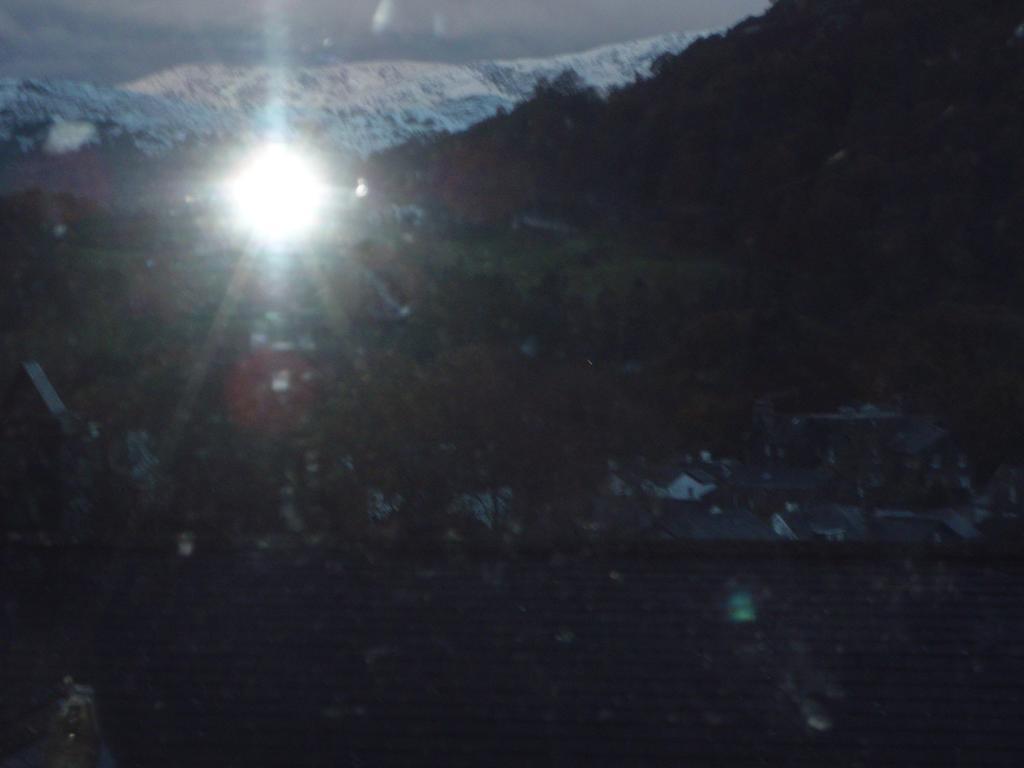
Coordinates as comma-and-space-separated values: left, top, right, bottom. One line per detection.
374, 0, 1024, 286
0, 33, 701, 164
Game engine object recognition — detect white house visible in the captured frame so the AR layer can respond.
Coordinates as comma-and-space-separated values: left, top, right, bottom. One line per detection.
654, 469, 719, 501
606, 463, 719, 502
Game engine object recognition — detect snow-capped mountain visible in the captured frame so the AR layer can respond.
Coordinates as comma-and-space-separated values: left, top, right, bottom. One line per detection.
0, 32, 703, 160
0, 80, 235, 155
123, 32, 701, 113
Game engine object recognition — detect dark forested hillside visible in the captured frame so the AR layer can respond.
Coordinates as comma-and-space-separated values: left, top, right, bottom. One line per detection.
370, 0, 1024, 474
378, 0, 1024, 261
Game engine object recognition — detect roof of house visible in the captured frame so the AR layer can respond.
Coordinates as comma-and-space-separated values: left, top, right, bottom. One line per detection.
927, 509, 982, 540
761, 405, 953, 460
875, 509, 981, 542
680, 467, 719, 486
803, 404, 904, 421
611, 458, 730, 492
655, 503, 775, 541
775, 505, 868, 541
3, 547, 1023, 767
872, 515, 957, 543
888, 421, 949, 456
730, 466, 832, 491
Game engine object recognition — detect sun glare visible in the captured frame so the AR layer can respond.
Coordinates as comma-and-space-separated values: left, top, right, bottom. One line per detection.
227, 143, 328, 247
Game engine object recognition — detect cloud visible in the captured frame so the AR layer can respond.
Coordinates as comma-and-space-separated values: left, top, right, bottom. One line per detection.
0, 0, 769, 83
0, 3, 264, 83
0, 9, 27, 40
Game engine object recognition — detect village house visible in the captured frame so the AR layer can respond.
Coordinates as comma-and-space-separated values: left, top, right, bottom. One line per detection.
591, 455, 739, 537
589, 399, 987, 543
726, 465, 832, 518
653, 501, 775, 542
771, 504, 868, 542
771, 505, 980, 544
870, 509, 980, 544
750, 399, 971, 506
604, 454, 737, 501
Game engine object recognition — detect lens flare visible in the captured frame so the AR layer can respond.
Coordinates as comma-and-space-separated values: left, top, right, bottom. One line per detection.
227, 143, 328, 247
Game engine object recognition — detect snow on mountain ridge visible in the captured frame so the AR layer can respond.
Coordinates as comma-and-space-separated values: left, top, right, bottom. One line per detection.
0, 78, 234, 154
122, 32, 703, 110
1, 32, 703, 159
118, 32, 703, 154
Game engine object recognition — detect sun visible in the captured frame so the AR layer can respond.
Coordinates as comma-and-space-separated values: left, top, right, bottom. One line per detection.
227, 143, 328, 247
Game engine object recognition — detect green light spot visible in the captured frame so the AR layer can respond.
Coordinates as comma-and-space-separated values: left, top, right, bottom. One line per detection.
727, 591, 757, 623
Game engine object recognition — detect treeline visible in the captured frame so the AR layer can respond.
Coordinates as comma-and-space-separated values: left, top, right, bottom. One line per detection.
375, 0, 1024, 269
0, 194, 717, 544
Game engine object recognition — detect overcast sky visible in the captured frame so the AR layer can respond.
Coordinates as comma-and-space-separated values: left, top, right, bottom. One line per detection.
0, 1, 769, 85
0, 0, 770, 85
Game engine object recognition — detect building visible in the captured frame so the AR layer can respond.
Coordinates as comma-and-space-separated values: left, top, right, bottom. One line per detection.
655, 501, 775, 541
6, 549, 1023, 766
771, 505, 867, 543
887, 422, 972, 499
604, 455, 736, 503
750, 400, 971, 505
870, 509, 980, 544
771, 505, 980, 544
593, 455, 741, 537
726, 465, 832, 518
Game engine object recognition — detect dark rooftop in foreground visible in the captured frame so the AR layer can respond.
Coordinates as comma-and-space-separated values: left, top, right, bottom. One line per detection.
3, 544, 1024, 767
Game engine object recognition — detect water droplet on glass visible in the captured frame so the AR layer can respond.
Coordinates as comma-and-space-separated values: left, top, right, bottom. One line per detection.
272, 369, 291, 393
802, 699, 833, 732
726, 590, 757, 623
372, 0, 395, 34
177, 532, 196, 557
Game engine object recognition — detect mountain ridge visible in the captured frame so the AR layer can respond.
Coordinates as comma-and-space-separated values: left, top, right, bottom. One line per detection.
0, 32, 703, 161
